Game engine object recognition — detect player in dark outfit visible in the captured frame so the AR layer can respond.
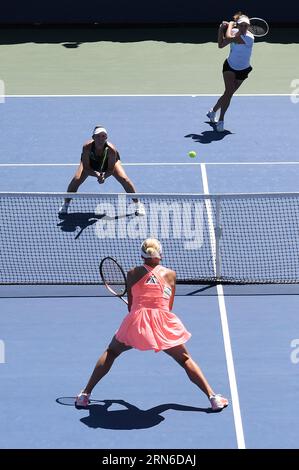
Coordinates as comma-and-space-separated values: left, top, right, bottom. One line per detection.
59, 125, 144, 216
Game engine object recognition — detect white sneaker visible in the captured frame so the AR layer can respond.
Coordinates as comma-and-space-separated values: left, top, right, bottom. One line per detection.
216, 121, 224, 132
75, 391, 91, 408
206, 110, 218, 123
58, 202, 70, 215
135, 202, 146, 216
209, 394, 229, 411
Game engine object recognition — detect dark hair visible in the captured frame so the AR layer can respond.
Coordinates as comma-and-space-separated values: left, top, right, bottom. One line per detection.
233, 11, 248, 21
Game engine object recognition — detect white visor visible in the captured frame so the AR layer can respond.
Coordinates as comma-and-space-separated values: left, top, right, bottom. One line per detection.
237, 16, 250, 25
93, 127, 107, 136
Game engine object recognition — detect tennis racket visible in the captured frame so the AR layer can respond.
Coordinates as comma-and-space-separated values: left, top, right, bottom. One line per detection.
99, 257, 128, 305
249, 18, 269, 37
56, 397, 104, 406
224, 17, 269, 37
97, 147, 109, 183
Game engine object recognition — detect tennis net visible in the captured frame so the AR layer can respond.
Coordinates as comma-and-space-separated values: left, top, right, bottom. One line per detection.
0, 191, 298, 285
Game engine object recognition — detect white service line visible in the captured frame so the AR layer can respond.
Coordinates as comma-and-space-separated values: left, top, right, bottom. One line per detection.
0, 163, 79, 167
1, 161, 299, 168
5, 93, 293, 97
6, 94, 204, 98
200, 162, 246, 450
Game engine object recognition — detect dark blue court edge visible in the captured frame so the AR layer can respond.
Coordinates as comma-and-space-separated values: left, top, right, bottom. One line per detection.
1, 450, 299, 465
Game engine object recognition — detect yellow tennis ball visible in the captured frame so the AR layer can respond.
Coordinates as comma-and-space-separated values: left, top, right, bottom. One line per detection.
188, 151, 197, 158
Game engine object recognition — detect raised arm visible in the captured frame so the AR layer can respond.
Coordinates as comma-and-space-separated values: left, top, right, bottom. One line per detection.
218, 21, 230, 48
218, 20, 245, 48
225, 21, 245, 44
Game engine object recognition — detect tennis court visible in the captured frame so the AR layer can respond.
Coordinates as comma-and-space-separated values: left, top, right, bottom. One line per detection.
1, 14, 299, 453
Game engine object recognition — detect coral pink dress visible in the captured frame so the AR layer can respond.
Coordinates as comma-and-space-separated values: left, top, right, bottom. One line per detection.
115, 265, 191, 352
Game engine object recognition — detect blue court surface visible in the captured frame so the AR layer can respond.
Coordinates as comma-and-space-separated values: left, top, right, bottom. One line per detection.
0, 95, 299, 449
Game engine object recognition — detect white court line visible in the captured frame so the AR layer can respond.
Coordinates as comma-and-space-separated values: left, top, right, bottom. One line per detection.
5, 94, 293, 98
0, 163, 80, 167
200, 162, 246, 450
1, 161, 299, 167
0, 339, 5, 364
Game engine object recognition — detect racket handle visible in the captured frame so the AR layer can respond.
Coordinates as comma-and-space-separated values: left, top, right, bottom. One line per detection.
98, 173, 105, 184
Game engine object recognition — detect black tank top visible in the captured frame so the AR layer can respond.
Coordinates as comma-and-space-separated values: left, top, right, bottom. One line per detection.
87, 142, 120, 171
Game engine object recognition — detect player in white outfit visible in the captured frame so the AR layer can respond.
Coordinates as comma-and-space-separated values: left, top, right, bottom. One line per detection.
207, 13, 254, 132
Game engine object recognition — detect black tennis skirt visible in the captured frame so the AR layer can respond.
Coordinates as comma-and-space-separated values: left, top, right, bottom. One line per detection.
223, 59, 253, 80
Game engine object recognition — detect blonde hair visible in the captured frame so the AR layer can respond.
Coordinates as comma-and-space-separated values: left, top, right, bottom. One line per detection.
233, 11, 248, 22
141, 238, 162, 259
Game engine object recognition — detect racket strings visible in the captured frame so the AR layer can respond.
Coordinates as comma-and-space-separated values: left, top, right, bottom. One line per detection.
249, 24, 266, 35
100, 258, 126, 296
249, 18, 269, 37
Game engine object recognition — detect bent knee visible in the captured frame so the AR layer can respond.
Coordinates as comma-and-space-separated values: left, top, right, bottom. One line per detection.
179, 352, 191, 366
71, 175, 87, 188
75, 169, 89, 181
72, 176, 82, 184
107, 336, 130, 357
115, 175, 131, 185
107, 346, 121, 359
168, 350, 191, 367
223, 90, 234, 98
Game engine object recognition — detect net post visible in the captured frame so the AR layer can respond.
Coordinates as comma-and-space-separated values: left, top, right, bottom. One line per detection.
215, 197, 222, 280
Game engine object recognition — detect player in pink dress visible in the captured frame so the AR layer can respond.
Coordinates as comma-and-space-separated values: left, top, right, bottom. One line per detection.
76, 239, 228, 411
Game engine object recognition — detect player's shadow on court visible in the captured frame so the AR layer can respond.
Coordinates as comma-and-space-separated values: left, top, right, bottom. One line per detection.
57, 212, 134, 239
185, 123, 233, 144
76, 399, 214, 430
